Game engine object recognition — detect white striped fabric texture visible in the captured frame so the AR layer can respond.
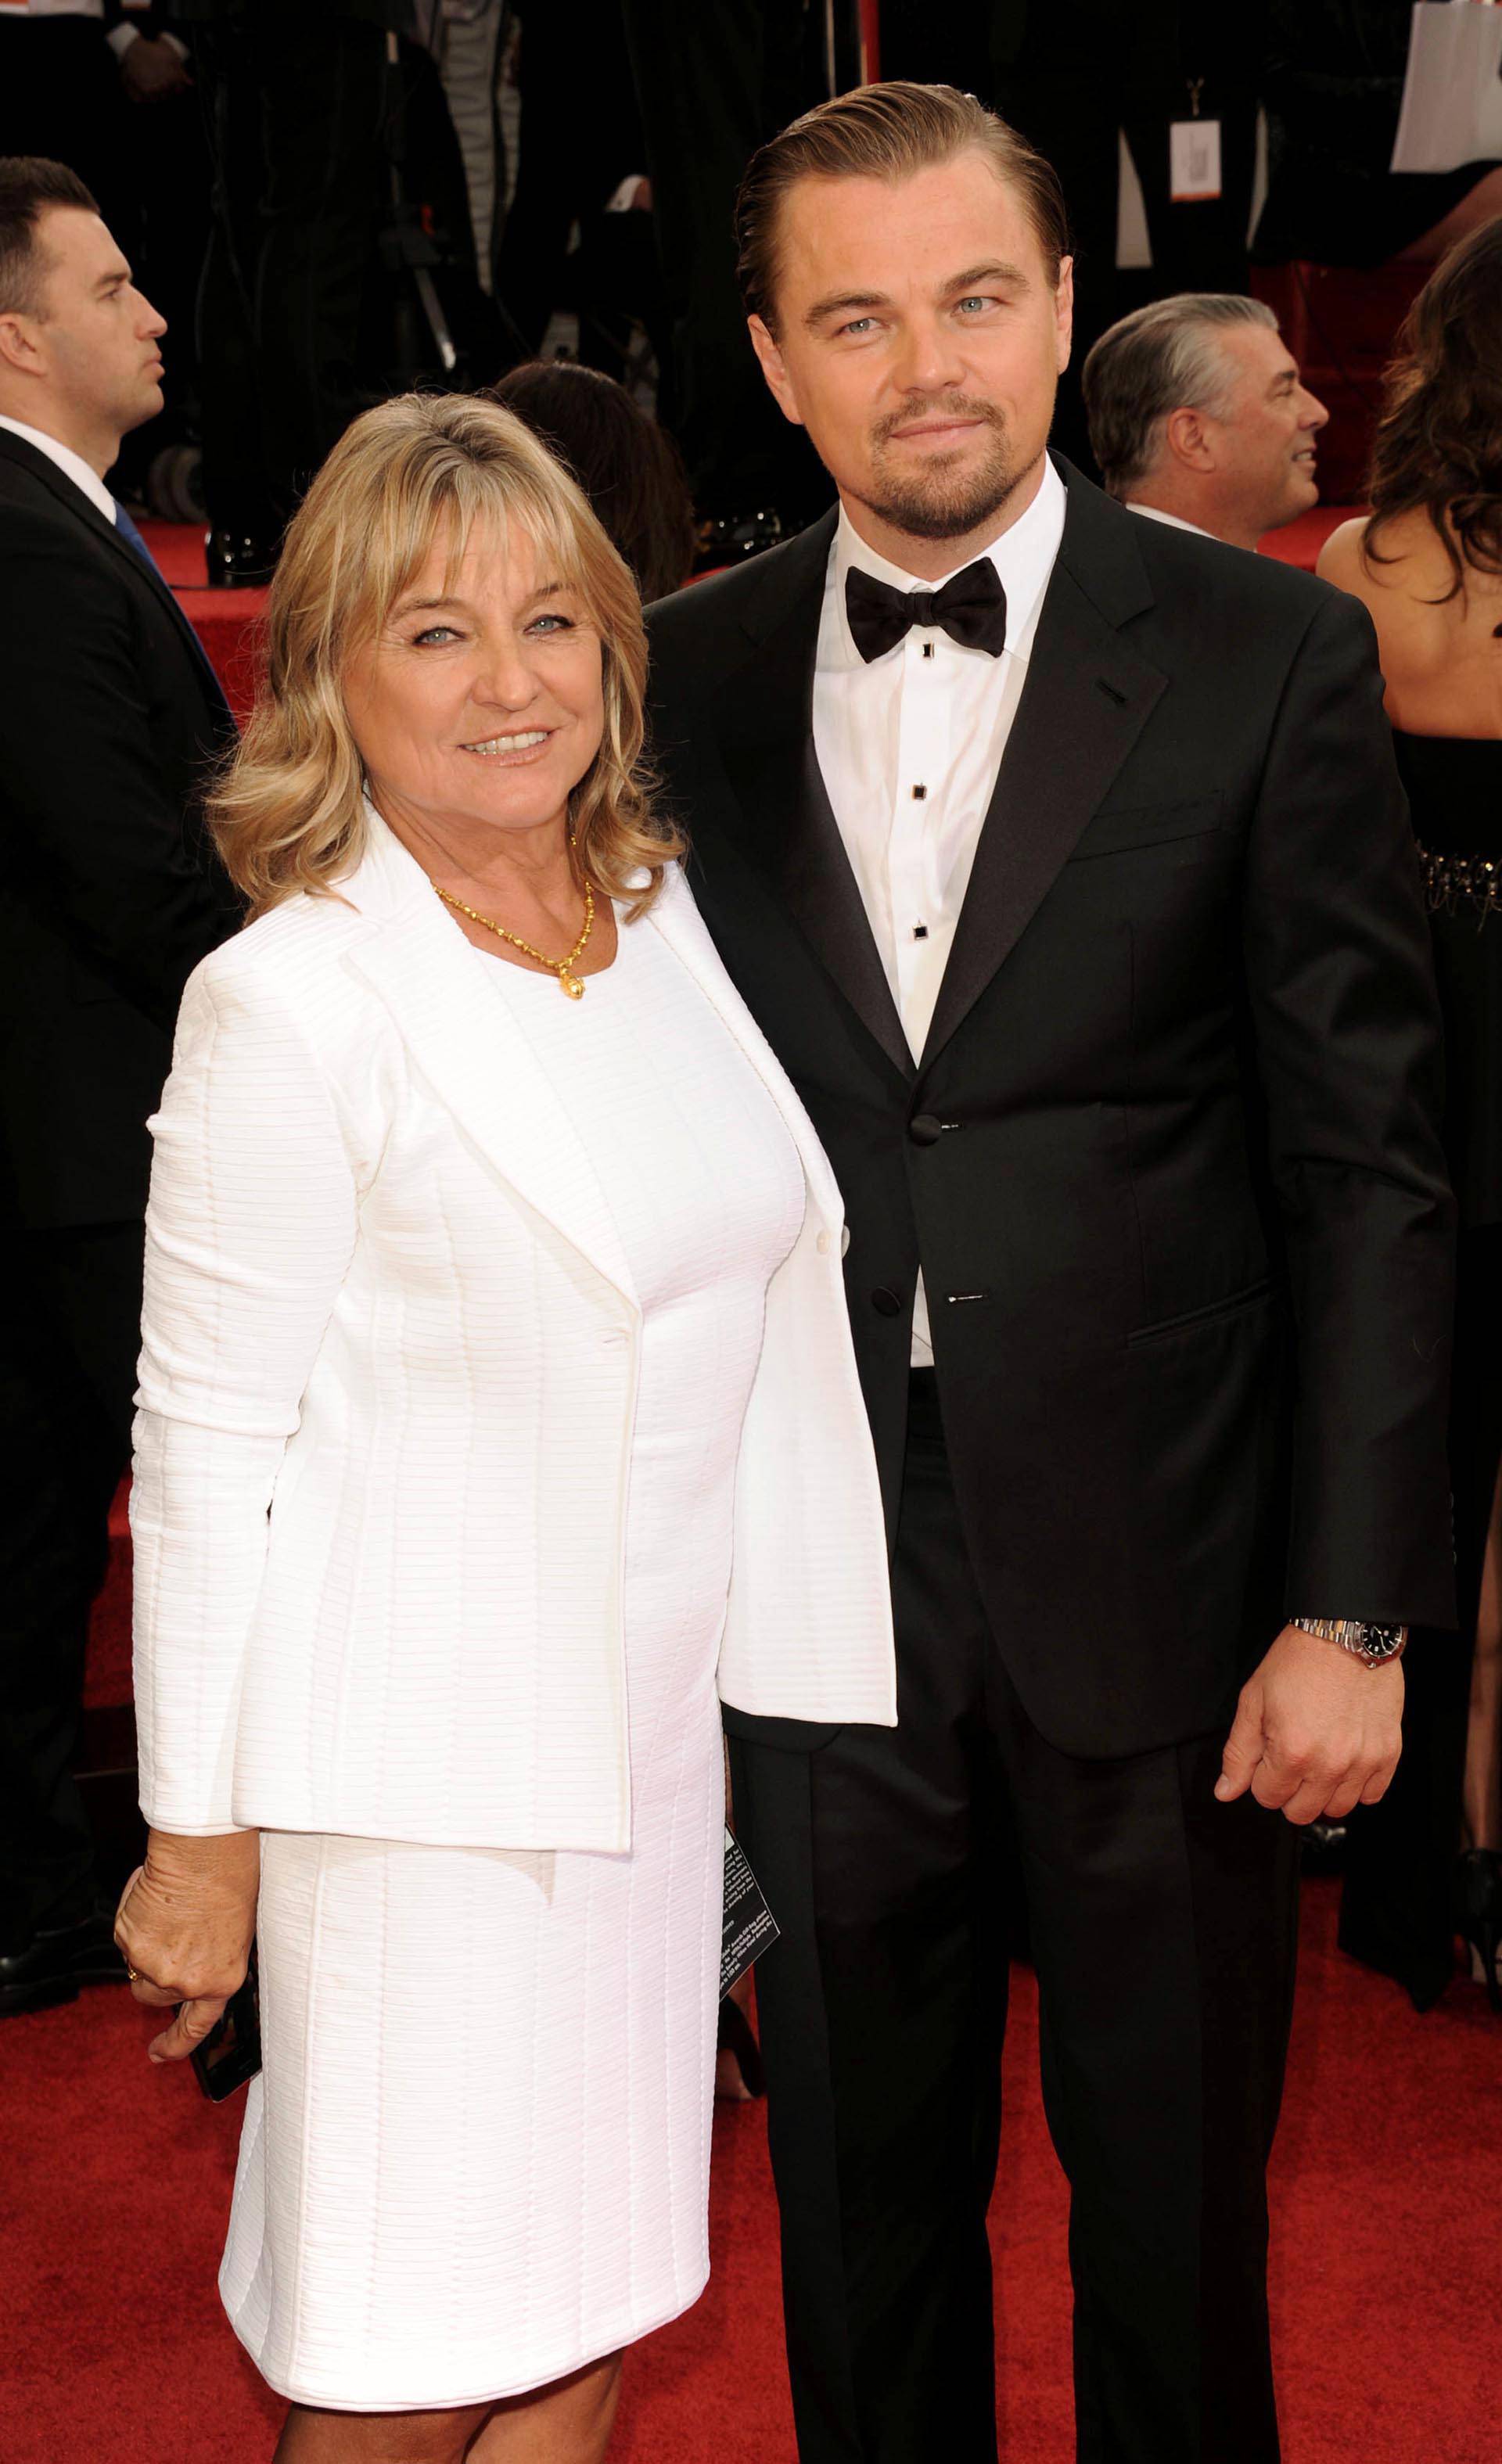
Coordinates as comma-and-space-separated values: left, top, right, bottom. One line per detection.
131, 812, 897, 1852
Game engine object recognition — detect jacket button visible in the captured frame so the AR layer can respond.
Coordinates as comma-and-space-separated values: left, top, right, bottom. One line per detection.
870, 1287, 903, 1317
908, 1113, 943, 1146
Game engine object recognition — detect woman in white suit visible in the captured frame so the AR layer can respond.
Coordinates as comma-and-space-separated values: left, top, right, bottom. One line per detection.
114, 393, 896, 2463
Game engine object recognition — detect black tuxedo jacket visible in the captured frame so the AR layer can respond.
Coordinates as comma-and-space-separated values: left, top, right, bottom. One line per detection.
0, 426, 241, 1230
646, 460, 1457, 1758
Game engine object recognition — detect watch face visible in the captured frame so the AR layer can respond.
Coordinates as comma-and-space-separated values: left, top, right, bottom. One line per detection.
1360, 1625, 1405, 1660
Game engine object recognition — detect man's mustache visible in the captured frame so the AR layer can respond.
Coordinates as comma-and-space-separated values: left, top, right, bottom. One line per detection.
871, 397, 1005, 447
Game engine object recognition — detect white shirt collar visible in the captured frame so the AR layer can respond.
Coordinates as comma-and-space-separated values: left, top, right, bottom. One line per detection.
830, 451, 1067, 666
1123, 497, 1213, 540
0, 413, 117, 525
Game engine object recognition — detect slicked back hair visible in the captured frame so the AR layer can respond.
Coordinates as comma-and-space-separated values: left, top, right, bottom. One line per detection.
1081, 292, 1280, 495
0, 156, 99, 318
735, 81, 1070, 337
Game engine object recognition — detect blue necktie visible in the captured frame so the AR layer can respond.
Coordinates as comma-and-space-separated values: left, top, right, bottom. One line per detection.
113, 498, 234, 728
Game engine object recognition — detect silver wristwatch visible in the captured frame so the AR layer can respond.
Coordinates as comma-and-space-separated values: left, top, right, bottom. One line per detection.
1290, 1615, 1408, 1668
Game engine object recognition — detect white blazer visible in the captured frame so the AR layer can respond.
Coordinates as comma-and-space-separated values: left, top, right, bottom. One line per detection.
131, 814, 897, 1849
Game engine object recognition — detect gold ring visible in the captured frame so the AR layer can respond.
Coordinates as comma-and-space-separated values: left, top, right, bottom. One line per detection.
125, 1964, 141, 1984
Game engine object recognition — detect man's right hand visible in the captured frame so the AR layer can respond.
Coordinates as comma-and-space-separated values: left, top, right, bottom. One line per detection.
114, 1828, 260, 2064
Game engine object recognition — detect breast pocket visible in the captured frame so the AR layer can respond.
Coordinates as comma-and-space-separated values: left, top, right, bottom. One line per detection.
1126, 1277, 1274, 1349
1070, 795, 1226, 862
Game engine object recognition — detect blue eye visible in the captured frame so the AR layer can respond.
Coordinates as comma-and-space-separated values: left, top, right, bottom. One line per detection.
955, 296, 994, 314
412, 624, 459, 646
528, 612, 574, 634
839, 318, 876, 338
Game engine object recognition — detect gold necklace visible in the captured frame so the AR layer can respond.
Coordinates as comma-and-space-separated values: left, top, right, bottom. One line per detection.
432, 849, 596, 999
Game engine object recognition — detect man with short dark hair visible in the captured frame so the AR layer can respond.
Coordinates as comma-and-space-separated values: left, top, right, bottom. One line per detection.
1083, 293, 1329, 549
0, 156, 239, 2018
645, 81, 1453, 2464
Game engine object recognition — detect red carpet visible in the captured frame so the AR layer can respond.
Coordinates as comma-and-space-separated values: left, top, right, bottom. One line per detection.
2, 1880, 1498, 2462
142, 519, 265, 721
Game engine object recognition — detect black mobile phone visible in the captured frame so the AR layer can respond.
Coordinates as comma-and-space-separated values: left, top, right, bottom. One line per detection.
189, 1941, 261, 2103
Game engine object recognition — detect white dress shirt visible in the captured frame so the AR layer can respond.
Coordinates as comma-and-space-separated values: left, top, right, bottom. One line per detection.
0, 411, 116, 522
1124, 498, 1213, 539
813, 452, 1066, 1362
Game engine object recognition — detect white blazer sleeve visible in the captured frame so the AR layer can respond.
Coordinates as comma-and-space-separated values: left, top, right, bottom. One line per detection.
131, 951, 361, 1834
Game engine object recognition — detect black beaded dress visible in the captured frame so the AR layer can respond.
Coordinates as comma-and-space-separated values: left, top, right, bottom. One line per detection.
1340, 732, 1502, 2005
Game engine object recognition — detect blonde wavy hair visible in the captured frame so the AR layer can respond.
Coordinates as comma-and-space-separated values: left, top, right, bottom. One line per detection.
207, 391, 683, 921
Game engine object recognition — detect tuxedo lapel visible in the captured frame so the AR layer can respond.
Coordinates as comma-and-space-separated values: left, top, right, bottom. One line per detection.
710, 513, 913, 1084
920, 469, 1166, 1069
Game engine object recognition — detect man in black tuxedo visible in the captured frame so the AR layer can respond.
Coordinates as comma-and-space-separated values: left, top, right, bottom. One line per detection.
645, 84, 1454, 2464
0, 158, 239, 2017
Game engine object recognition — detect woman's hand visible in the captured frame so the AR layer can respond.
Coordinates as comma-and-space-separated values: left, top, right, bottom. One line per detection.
114, 1829, 261, 2065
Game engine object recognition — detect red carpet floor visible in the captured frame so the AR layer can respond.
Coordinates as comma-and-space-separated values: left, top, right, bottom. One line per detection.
2, 1880, 1498, 2462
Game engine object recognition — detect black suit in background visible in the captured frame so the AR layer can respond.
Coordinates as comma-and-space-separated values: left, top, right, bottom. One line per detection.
619, 0, 831, 523
0, 428, 239, 1949
169, 0, 412, 541
646, 462, 1454, 2461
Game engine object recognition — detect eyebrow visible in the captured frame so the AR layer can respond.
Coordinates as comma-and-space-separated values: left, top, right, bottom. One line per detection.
389, 579, 568, 620
803, 259, 1029, 331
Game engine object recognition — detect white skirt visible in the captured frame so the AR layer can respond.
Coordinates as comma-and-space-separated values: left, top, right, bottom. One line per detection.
219, 1706, 724, 2411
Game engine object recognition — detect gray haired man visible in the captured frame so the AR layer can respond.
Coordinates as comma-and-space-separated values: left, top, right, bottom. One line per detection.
1082, 293, 1328, 549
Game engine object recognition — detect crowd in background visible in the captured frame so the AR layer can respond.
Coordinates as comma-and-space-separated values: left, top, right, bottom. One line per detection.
2, 0, 1501, 573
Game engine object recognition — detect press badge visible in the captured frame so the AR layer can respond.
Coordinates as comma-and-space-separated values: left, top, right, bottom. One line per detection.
1170, 117, 1222, 203
722, 1826, 779, 1998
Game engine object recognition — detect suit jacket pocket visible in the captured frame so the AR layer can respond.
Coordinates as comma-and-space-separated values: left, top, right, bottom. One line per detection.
1071, 795, 1225, 860
1127, 1276, 1274, 1348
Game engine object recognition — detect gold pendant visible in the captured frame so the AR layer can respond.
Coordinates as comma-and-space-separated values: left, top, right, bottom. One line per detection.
559, 969, 585, 1000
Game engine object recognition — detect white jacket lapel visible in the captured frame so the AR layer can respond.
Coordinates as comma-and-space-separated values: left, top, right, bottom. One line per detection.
343, 817, 640, 1309
643, 865, 846, 1231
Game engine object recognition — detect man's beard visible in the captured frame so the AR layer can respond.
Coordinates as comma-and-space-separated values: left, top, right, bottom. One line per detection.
850, 396, 1034, 544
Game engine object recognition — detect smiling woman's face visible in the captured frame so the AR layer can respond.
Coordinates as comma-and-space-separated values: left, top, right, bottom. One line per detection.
341, 517, 605, 850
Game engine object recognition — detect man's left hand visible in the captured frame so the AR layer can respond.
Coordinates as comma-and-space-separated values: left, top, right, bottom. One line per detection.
1214, 1622, 1403, 1825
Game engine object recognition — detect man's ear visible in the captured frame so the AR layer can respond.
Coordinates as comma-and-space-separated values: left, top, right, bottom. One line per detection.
0, 311, 43, 383
747, 314, 805, 429
1162, 404, 1216, 473
1053, 256, 1075, 374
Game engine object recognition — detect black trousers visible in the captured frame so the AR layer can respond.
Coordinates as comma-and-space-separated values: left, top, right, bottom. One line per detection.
0, 1223, 143, 1945
192, 16, 389, 535
619, 0, 830, 522
728, 1372, 1299, 2464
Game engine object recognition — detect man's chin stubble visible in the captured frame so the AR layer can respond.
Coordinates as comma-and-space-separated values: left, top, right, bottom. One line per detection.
853, 444, 1036, 545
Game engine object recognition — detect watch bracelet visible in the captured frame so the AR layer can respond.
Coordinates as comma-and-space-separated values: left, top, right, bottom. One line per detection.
1289, 1615, 1407, 1665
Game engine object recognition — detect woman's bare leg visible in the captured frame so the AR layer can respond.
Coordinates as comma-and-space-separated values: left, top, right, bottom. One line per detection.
273, 2398, 494, 2462
271, 2356, 621, 2464
466, 2355, 622, 2463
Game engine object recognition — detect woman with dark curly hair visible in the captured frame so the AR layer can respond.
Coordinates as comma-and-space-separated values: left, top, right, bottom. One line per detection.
1320, 217, 1502, 2013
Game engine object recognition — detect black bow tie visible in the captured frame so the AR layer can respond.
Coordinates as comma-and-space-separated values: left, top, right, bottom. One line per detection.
845, 557, 1008, 663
